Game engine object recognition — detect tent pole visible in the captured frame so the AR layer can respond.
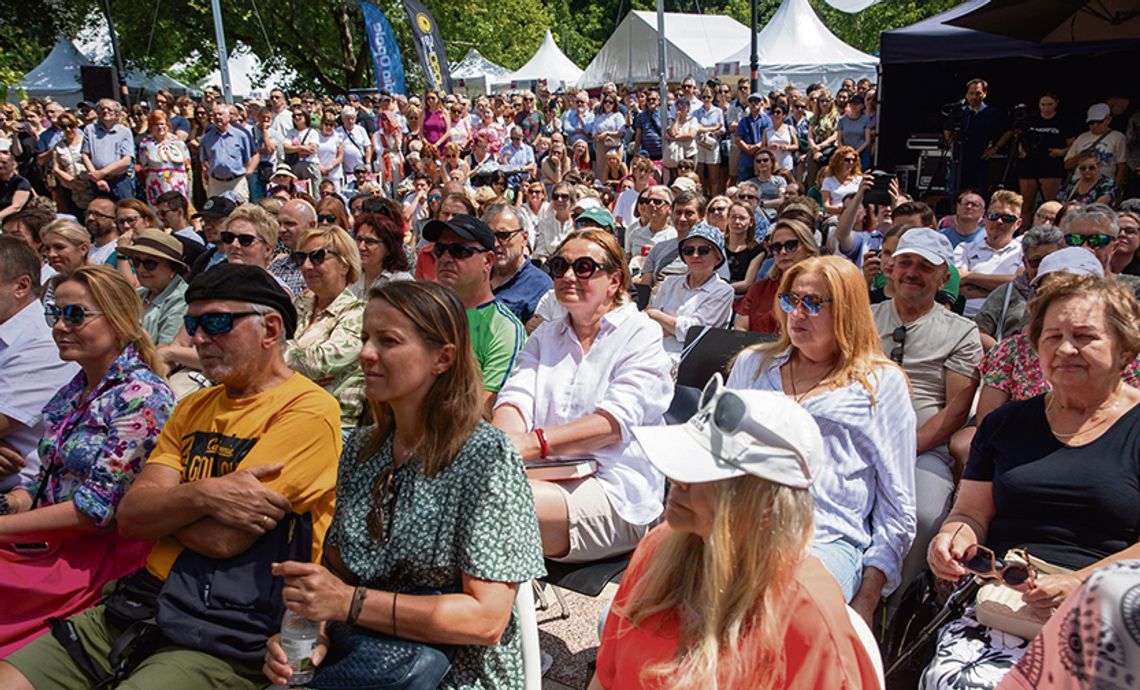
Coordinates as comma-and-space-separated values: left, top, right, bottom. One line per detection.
210, 0, 234, 104
749, 0, 758, 93
100, 0, 131, 106
656, 0, 667, 134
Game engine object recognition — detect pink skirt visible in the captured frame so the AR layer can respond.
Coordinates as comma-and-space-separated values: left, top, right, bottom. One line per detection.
0, 528, 151, 656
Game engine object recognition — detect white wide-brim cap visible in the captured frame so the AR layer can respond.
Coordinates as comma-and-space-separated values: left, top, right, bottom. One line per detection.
632, 389, 823, 489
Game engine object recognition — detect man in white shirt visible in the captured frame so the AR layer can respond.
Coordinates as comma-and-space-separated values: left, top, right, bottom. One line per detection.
267, 89, 294, 166
953, 189, 1024, 317
0, 237, 80, 499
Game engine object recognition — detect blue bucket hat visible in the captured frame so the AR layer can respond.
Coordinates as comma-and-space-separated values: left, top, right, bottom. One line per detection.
679, 222, 726, 268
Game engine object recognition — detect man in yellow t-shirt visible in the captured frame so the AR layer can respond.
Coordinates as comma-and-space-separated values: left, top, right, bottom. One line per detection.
2, 263, 341, 690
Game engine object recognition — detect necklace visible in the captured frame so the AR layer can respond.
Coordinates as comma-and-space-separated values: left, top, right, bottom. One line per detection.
391, 433, 419, 466
788, 353, 838, 403
1045, 388, 1124, 440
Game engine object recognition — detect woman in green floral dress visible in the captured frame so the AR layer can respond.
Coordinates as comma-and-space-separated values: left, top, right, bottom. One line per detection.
264, 281, 546, 690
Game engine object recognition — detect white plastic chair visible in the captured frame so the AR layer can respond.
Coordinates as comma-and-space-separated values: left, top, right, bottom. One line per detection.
846, 605, 885, 690
515, 580, 542, 690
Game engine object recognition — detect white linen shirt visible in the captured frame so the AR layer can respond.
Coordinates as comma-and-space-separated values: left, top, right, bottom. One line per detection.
533, 216, 574, 259
727, 347, 917, 593
0, 300, 80, 491
952, 236, 1023, 317
495, 302, 673, 525
648, 273, 734, 354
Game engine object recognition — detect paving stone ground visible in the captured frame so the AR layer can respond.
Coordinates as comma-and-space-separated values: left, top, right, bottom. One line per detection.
537, 582, 620, 690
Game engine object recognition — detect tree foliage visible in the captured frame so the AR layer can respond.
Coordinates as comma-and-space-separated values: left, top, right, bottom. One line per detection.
2, 0, 959, 96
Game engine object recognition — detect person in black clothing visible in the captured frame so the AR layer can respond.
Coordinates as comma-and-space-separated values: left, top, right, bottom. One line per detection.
924, 272, 1140, 688
1015, 92, 1075, 228
0, 151, 32, 223
942, 78, 1009, 198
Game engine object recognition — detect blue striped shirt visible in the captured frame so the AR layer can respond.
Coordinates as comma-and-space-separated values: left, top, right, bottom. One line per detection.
727, 347, 917, 593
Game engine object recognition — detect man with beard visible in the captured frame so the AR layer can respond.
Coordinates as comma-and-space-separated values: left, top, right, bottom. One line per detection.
487, 204, 552, 323
83, 197, 120, 265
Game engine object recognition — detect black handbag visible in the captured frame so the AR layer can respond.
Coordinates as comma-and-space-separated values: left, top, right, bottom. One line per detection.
307, 621, 453, 690
155, 512, 314, 664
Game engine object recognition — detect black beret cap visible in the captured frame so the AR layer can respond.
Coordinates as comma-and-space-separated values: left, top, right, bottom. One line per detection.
184, 263, 298, 339
422, 214, 495, 252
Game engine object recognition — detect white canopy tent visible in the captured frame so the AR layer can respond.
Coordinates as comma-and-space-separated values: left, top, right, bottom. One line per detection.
714, 0, 878, 94
196, 46, 293, 100
578, 11, 750, 89
451, 48, 512, 97
501, 30, 583, 91
10, 37, 200, 107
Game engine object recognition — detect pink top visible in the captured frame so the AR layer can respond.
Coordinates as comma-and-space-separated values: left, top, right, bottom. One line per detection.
422, 109, 448, 146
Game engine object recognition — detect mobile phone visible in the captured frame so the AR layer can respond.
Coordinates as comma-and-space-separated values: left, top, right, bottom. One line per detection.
865, 170, 894, 207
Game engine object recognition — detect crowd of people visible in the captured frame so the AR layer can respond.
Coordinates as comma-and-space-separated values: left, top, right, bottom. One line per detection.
0, 71, 1138, 690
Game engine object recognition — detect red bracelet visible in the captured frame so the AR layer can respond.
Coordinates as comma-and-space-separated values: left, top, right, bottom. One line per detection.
534, 428, 550, 459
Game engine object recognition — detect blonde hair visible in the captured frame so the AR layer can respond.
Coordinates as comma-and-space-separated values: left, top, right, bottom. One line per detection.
225, 203, 280, 249
294, 225, 362, 284
767, 219, 819, 284
360, 281, 482, 476
53, 265, 166, 378
989, 189, 1024, 211
748, 256, 896, 403
41, 219, 91, 252
619, 476, 814, 690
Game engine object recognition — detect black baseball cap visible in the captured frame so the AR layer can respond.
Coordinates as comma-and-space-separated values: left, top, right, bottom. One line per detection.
423, 215, 495, 251
192, 196, 238, 220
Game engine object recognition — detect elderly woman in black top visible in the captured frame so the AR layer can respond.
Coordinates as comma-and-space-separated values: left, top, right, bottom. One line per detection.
923, 273, 1140, 690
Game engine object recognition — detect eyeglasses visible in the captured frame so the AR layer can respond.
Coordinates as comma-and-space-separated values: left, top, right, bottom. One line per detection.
220, 231, 259, 247
778, 292, 833, 317
552, 193, 571, 202
354, 234, 382, 247
116, 216, 143, 227
184, 311, 259, 337
493, 229, 524, 243
317, 213, 339, 224
987, 212, 1018, 224
638, 197, 668, 207
681, 245, 714, 257
1077, 165, 1099, 172
129, 256, 162, 271
708, 205, 729, 214
431, 242, 486, 259
290, 247, 339, 267
890, 325, 907, 364
953, 528, 1036, 588
767, 238, 801, 255
547, 255, 608, 279
842, 157, 858, 163
737, 193, 759, 202
45, 304, 104, 328
1063, 232, 1113, 249
958, 199, 983, 208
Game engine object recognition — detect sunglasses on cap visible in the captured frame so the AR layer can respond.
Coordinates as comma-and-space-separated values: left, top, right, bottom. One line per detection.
432, 242, 486, 259
184, 311, 260, 337
547, 255, 608, 279
221, 231, 259, 247
778, 292, 833, 317
987, 212, 1018, 224
45, 304, 104, 328
681, 245, 714, 257
767, 239, 801, 255
290, 247, 339, 267
1064, 232, 1113, 249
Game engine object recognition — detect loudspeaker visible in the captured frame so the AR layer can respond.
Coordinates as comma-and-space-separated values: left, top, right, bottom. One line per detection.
80, 66, 118, 103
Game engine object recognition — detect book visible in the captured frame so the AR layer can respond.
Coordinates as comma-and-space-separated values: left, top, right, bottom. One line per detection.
525, 458, 598, 482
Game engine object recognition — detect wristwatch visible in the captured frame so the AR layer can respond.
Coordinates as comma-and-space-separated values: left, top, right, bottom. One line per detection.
0, 493, 10, 516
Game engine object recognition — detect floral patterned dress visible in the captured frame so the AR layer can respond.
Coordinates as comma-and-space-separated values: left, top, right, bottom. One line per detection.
0, 345, 174, 655
138, 134, 192, 207
320, 422, 545, 690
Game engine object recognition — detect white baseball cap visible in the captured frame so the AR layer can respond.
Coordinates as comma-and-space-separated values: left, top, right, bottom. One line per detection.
632, 375, 823, 489
1086, 103, 1110, 123
893, 227, 954, 266
1033, 246, 1105, 285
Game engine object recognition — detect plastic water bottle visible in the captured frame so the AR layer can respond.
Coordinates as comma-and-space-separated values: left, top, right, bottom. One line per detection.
279, 610, 320, 685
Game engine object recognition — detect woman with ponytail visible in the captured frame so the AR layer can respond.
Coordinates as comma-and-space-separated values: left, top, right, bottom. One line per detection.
590, 381, 880, 689
0, 265, 175, 655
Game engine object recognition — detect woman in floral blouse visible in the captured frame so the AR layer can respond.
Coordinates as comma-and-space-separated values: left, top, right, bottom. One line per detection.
286, 225, 366, 435
0, 265, 174, 655
264, 281, 545, 690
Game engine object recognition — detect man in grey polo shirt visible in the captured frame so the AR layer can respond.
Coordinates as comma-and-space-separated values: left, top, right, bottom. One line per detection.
80, 99, 134, 201
199, 103, 258, 201
872, 227, 983, 605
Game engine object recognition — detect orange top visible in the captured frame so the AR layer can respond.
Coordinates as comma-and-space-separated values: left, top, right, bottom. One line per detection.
596, 525, 880, 690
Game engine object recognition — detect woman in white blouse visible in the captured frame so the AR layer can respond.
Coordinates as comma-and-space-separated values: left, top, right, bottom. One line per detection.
493, 229, 673, 563
726, 255, 916, 624
644, 223, 734, 358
